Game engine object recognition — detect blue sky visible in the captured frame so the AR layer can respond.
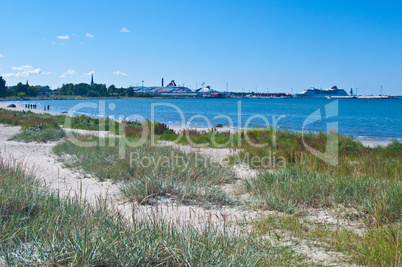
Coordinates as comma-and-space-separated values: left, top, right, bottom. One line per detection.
1, 0, 401, 95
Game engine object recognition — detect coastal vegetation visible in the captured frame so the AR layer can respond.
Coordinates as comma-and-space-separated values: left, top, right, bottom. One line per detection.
243, 167, 401, 223
58, 83, 155, 98
0, 79, 42, 98
158, 127, 401, 180
53, 117, 401, 264
0, 107, 401, 265
52, 134, 235, 206
9, 128, 66, 143
0, 76, 6, 98
0, 76, 156, 99
0, 157, 303, 266
252, 213, 401, 266
0, 108, 65, 143
0, 108, 117, 141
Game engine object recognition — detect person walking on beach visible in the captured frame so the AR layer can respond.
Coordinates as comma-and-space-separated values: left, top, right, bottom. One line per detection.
47, 105, 50, 111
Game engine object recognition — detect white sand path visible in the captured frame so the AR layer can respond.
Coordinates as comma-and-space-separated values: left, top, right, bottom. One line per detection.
0, 122, 264, 232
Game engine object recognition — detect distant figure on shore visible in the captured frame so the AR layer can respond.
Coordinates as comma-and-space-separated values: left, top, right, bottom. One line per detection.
47, 105, 50, 111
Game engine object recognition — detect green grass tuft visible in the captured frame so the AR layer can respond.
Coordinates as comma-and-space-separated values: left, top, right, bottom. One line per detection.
244, 167, 402, 224
0, 156, 305, 266
9, 128, 66, 143
253, 214, 402, 266
53, 135, 236, 206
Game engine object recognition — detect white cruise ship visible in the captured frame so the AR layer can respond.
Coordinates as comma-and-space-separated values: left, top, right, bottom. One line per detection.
296, 86, 349, 98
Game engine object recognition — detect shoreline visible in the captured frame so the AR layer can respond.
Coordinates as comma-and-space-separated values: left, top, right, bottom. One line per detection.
0, 101, 398, 147
1, 95, 401, 101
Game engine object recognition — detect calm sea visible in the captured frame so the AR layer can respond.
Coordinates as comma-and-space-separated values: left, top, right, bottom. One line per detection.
14, 98, 402, 141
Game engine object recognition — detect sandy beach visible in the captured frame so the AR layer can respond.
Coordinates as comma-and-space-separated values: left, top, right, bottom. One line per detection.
0, 102, 266, 228
0, 101, 398, 265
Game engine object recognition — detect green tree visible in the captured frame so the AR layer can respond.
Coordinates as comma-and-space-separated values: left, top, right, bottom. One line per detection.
14, 82, 28, 96
0, 76, 6, 97
75, 83, 90, 96
86, 90, 100, 97
26, 86, 38, 97
108, 84, 116, 94
59, 83, 74, 95
126, 87, 134, 97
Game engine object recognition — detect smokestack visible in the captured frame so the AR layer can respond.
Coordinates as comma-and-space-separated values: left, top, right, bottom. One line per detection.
162, 78, 164, 87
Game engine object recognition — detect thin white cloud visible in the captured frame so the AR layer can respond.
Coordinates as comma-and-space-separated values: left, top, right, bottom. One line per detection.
2, 65, 51, 78
120, 27, 131, 33
12, 65, 33, 71
86, 33, 94, 38
0, 53, 4, 58
60, 69, 77, 78
83, 71, 95, 77
51, 41, 56, 45
113, 71, 128, 76
57, 35, 70, 40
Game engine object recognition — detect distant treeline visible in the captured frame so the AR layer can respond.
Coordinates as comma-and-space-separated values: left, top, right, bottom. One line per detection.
0, 76, 154, 98
0, 77, 41, 97
58, 83, 153, 97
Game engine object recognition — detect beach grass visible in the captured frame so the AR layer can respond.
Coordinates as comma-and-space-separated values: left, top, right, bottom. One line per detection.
0, 156, 307, 266
0, 108, 120, 132
0, 108, 66, 143
2, 107, 401, 264
0, 108, 60, 130
52, 134, 236, 206
158, 126, 401, 181
243, 166, 401, 224
60, 114, 120, 132
160, 129, 235, 147
226, 129, 402, 180
4, 108, 400, 182
8, 128, 66, 143
252, 213, 401, 266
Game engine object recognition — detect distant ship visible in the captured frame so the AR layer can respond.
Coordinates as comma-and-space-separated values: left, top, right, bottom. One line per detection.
197, 86, 226, 98
132, 79, 229, 98
295, 86, 349, 98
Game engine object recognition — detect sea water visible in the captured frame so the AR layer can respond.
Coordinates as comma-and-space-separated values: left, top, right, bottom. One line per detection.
16, 98, 402, 141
